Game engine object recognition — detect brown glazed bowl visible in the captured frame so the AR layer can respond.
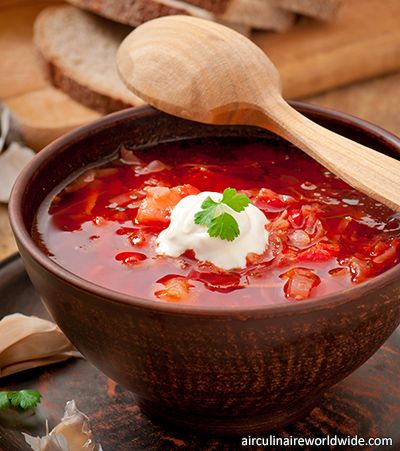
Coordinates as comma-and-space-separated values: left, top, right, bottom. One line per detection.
9, 102, 400, 435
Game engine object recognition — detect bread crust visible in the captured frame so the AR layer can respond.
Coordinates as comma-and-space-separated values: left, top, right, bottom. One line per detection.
66, 0, 292, 31
42, 57, 132, 114
185, 0, 232, 14
67, 0, 210, 26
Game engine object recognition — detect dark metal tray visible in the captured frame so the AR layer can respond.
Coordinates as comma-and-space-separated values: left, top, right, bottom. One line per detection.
0, 253, 399, 450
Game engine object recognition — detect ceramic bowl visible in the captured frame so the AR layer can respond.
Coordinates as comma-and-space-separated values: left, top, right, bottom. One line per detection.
9, 102, 400, 435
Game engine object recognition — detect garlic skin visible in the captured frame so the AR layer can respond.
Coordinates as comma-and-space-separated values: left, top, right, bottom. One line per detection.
0, 141, 35, 203
23, 400, 103, 451
0, 314, 81, 377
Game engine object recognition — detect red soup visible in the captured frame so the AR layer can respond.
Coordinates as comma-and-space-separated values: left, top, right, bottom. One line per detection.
34, 138, 400, 306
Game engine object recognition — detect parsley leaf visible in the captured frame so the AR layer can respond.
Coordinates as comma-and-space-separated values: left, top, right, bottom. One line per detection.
221, 188, 250, 212
194, 202, 218, 227
0, 390, 42, 411
194, 188, 250, 241
209, 213, 240, 241
201, 196, 219, 210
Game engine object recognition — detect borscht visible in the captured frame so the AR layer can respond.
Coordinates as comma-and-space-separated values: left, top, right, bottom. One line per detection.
33, 137, 400, 306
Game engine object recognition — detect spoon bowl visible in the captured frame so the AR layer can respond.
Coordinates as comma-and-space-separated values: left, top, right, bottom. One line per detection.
118, 15, 400, 211
118, 15, 280, 124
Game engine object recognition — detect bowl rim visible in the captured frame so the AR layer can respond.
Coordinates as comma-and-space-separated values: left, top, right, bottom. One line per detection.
9, 102, 400, 317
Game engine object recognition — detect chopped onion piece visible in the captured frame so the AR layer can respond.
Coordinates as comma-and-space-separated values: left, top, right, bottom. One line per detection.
289, 230, 311, 248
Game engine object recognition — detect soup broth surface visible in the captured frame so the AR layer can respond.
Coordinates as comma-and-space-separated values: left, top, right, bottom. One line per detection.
34, 137, 400, 306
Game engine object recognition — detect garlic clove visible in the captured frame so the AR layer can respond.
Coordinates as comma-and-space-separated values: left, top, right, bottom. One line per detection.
0, 314, 81, 377
23, 400, 103, 451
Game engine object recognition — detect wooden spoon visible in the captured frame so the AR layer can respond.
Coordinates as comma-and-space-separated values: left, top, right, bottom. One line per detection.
117, 15, 400, 211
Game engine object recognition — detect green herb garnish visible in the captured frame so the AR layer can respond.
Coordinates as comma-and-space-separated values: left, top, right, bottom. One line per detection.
0, 390, 42, 410
194, 188, 250, 241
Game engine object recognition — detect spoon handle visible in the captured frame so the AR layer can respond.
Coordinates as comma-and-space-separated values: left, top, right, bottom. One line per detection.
257, 101, 400, 211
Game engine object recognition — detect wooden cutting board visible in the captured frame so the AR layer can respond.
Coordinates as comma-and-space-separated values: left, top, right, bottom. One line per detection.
254, 0, 400, 99
0, 0, 399, 151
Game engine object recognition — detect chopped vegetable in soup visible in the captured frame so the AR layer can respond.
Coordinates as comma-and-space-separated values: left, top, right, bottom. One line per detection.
33, 138, 400, 306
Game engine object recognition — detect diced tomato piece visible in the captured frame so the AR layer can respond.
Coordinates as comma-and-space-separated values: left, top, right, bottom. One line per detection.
136, 184, 200, 226
254, 188, 285, 210
372, 239, 400, 266
155, 275, 192, 301
115, 252, 147, 265
188, 269, 243, 293
297, 242, 340, 262
340, 256, 373, 283
279, 267, 321, 301
288, 208, 303, 227
173, 184, 200, 197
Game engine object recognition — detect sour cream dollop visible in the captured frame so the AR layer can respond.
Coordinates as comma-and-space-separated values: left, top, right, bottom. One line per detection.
156, 192, 269, 270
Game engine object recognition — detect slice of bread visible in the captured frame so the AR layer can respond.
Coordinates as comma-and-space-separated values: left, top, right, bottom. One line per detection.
34, 6, 144, 114
67, 0, 293, 31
